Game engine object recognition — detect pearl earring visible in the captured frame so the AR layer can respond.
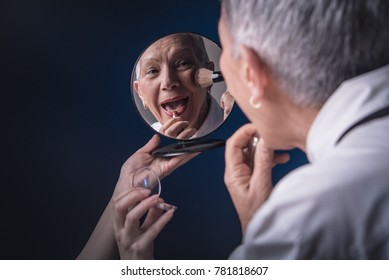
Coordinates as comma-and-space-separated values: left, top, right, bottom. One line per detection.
249, 96, 262, 109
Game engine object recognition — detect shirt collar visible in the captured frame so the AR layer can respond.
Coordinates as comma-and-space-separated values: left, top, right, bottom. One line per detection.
306, 65, 389, 163
194, 95, 224, 137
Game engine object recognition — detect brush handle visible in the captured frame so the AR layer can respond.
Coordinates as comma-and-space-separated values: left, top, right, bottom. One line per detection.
212, 71, 224, 83
247, 136, 259, 169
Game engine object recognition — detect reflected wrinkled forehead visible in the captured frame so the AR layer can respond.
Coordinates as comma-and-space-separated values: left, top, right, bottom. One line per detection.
143, 33, 208, 63
135, 33, 209, 79
143, 35, 192, 60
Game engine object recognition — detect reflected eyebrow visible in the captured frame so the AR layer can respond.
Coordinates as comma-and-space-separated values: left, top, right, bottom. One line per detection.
139, 58, 160, 76
141, 58, 160, 69
139, 47, 197, 74
171, 47, 194, 58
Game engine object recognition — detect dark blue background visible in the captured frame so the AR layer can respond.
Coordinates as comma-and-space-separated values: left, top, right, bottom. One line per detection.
2, 0, 308, 259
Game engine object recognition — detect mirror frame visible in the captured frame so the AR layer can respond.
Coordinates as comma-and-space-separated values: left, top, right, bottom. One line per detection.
130, 32, 233, 157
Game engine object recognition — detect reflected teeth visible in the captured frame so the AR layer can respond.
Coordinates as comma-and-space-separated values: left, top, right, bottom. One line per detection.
161, 97, 188, 112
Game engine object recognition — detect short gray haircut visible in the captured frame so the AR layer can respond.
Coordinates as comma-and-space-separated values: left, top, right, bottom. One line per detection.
221, 0, 389, 107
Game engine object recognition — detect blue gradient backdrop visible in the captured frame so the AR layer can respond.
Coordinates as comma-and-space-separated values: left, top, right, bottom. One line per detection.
2, 0, 308, 259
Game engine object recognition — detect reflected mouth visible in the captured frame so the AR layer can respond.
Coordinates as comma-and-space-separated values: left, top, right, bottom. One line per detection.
161, 96, 189, 117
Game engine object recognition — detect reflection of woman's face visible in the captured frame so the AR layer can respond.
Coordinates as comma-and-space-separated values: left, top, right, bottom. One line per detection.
133, 35, 210, 128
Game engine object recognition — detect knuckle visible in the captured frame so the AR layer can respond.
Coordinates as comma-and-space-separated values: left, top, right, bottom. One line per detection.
225, 137, 232, 147
154, 223, 164, 233
125, 212, 138, 226
120, 165, 132, 178
129, 241, 146, 254
112, 197, 132, 213
112, 197, 121, 210
116, 233, 130, 249
224, 175, 232, 188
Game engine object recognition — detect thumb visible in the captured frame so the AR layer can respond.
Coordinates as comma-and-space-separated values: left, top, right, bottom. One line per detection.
249, 138, 274, 197
138, 134, 161, 154
252, 138, 274, 177
254, 138, 274, 170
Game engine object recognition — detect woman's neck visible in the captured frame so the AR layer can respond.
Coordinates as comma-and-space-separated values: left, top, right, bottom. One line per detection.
288, 103, 320, 152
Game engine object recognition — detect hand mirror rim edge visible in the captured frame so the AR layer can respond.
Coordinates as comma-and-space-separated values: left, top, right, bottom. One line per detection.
130, 32, 233, 157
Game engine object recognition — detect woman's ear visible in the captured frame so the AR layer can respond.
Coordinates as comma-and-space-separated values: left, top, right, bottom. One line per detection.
239, 45, 269, 102
133, 80, 140, 94
133, 81, 148, 109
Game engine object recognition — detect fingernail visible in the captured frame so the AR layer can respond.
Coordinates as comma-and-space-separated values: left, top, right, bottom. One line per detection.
140, 188, 151, 195
156, 202, 177, 212
258, 138, 272, 152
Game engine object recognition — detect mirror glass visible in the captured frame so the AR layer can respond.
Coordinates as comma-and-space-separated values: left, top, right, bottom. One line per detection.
130, 32, 233, 140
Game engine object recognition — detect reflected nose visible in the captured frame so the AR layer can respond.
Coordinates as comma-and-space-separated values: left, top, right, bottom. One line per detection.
161, 67, 179, 90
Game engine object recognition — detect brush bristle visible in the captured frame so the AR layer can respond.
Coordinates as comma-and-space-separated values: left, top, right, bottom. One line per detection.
195, 68, 214, 87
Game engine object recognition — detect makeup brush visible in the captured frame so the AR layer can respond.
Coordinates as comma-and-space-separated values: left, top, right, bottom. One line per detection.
247, 136, 259, 169
195, 68, 224, 88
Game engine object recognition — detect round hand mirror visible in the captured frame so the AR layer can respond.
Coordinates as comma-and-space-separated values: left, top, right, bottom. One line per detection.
130, 32, 234, 157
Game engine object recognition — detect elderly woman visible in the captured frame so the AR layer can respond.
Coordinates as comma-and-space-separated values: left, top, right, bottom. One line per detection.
133, 33, 224, 139
79, 0, 389, 260
220, 0, 389, 259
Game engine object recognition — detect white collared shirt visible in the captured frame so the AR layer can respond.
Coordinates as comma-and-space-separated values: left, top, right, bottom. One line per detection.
229, 65, 389, 259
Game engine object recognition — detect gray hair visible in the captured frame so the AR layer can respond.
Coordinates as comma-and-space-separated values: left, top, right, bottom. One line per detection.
221, 0, 389, 107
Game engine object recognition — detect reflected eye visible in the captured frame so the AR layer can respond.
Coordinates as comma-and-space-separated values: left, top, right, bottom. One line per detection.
177, 60, 193, 69
145, 68, 159, 76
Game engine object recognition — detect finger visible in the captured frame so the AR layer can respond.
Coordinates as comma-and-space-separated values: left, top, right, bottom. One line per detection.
114, 187, 149, 203
159, 118, 182, 135
120, 135, 160, 173
137, 134, 161, 154
249, 138, 274, 194
224, 124, 259, 191
253, 138, 274, 169
274, 153, 290, 165
163, 121, 191, 137
161, 117, 181, 128
154, 152, 200, 178
138, 209, 175, 244
221, 100, 225, 109
155, 202, 177, 211
129, 198, 176, 232
112, 189, 151, 228
224, 105, 232, 116
123, 194, 160, 231
141, 199, 165, 230
225, 123, 259, 169
177, 127, 197, 140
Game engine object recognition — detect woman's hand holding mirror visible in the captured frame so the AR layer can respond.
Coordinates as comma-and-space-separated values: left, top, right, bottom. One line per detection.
132, 166, 177, 211
111, 134, 197, 259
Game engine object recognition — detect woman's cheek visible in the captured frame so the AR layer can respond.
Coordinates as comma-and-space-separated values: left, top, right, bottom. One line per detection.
192, 89, 205, 116
142, 82, 164, 121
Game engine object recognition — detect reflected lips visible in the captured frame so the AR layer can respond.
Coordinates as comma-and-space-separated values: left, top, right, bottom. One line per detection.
160, 96, 188, 117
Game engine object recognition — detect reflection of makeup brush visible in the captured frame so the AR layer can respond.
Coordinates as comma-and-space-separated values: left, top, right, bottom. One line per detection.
195, 68, 224, 87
